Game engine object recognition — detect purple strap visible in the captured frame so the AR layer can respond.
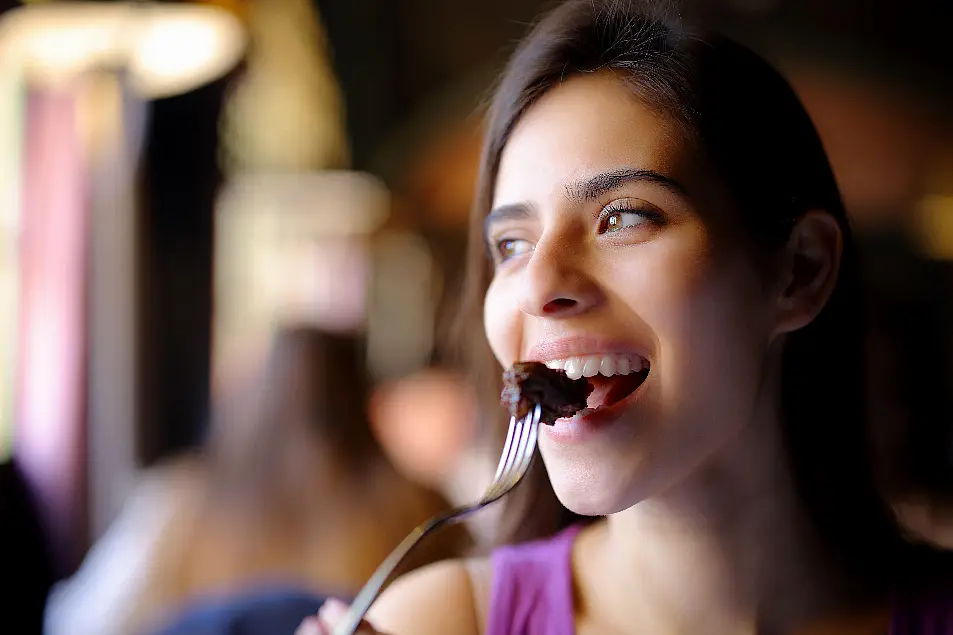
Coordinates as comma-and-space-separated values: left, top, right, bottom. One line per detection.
486, 525, 581, 635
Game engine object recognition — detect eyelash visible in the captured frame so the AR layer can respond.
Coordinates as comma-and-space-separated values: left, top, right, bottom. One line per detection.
596, 202, 664, 234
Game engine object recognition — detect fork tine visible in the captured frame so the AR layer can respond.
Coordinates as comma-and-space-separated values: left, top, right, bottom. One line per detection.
485, 405, 538, 500
502, 405, 540, 490
484, 420, 526, 500
510, 412, 533, 471
484, 422, 524, 501
517, 408, 540, 478
492, 416, 519, 482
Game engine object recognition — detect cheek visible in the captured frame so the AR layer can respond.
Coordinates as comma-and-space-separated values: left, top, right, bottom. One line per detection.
483, 278, 522, 367
654, 252, 772, 402
692, 251, 771, 345
606, 232, 718, 333
610, 234, 768, 382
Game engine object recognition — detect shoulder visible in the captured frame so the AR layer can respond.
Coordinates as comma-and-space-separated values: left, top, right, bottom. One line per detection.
366, 557, 491, 635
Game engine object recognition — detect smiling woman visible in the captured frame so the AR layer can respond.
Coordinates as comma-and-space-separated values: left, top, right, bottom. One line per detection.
305, 2, 953, 635
481, 66, 832, 518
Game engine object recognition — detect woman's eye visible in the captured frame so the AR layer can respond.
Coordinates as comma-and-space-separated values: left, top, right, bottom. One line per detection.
598, 208, 652, 234
496, 238, 533, 262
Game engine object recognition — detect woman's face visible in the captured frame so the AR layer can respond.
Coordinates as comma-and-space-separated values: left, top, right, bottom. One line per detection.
483, 73, 780, 515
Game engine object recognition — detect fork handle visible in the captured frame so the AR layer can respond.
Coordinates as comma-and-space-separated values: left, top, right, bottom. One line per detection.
332, 501, 486, 635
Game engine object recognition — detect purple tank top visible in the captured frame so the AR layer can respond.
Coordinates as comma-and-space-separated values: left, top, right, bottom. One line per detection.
486, 525, 953, 635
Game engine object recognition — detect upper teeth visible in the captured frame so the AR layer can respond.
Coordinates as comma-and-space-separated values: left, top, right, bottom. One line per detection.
545, 355, 645, 380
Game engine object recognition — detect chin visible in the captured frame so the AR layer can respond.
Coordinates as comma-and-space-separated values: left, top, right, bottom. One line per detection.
545, 460, 648, 516
539, 435, 656, 516
553, 485, 637, 516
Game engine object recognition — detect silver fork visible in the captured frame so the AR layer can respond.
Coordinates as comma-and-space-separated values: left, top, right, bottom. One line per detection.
332, 403, 543, 635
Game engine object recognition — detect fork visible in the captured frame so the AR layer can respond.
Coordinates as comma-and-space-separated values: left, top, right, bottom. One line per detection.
332, 403, 543, 635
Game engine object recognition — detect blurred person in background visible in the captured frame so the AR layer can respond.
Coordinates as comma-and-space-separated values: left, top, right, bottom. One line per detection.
150, 361, 495, 635
45, 326, 470, 635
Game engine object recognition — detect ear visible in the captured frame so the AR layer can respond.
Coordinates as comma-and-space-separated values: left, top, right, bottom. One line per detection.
772, 210, 842, 336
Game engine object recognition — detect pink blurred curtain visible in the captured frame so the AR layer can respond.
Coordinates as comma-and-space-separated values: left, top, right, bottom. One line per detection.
15, 84, 89, 574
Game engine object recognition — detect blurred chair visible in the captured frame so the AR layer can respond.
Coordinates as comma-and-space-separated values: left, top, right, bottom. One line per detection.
45, 326, 471, 635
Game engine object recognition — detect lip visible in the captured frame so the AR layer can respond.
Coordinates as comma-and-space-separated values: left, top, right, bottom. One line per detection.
525, 335, 651, 364
542, 368, 650, 443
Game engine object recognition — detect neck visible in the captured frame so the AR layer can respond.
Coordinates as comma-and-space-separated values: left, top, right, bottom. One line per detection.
576, 393, 884, 635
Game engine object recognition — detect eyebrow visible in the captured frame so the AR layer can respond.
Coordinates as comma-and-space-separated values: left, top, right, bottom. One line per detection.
483, 203, 535, 242
565, 168, 687, 202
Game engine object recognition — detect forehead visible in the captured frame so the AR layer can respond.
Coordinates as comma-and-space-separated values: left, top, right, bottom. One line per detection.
493, 72, 692, 207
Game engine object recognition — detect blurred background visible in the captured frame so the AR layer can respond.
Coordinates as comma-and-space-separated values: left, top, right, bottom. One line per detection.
0, 0, 952, 633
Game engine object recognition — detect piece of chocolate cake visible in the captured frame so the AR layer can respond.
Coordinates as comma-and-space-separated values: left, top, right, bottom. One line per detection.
501, 361, 593, 424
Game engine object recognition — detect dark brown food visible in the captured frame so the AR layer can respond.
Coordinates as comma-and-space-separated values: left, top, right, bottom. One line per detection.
501, 361, 593, 425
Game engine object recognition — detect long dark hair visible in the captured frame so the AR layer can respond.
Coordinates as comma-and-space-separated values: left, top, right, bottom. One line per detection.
453, 0, 943, 589
207, 325, 382, 510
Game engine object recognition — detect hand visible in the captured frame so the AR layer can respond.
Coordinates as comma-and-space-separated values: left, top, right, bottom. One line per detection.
296, 598, 386, 635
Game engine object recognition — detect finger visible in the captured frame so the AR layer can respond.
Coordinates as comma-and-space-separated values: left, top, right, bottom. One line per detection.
318, 598, 378, 634
295, 616, 323, 635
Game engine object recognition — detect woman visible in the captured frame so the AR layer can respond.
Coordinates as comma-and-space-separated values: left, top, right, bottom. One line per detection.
305, 1, 953, 634
45, 327, 470, 635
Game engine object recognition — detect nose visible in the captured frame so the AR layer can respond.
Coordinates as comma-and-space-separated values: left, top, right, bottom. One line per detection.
517, 234, 604, 318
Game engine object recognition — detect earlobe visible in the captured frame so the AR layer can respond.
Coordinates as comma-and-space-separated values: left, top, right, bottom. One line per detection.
773, 210, 842, 335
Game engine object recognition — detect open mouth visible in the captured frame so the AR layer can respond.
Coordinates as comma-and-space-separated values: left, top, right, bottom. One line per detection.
545, 354, 650, 411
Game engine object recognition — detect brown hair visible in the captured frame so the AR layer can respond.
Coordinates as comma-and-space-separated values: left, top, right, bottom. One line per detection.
205, 326, 381, 510
452, 0, 931, 587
